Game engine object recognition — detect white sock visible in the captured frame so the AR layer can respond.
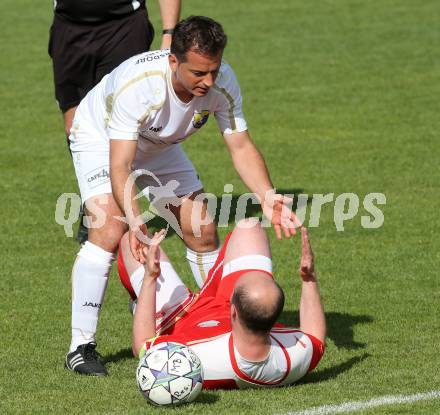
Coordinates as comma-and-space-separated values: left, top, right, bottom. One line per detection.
186, 247, 220, 288
70, 241, 114, 352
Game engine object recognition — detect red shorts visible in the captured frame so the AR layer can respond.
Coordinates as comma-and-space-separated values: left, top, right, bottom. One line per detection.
161, 232, 273, 338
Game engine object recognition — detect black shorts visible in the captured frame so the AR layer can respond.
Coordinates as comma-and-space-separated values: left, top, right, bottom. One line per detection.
48, 9, 154, 112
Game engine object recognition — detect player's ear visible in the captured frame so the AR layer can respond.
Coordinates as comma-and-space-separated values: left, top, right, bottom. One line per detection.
230, 304, 237, 321
168, 54, 178, 72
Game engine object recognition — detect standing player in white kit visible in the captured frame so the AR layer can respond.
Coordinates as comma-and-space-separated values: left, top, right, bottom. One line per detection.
66, 16, 300, 375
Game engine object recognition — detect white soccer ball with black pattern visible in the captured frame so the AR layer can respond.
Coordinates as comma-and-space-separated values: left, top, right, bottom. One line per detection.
136, 342, 204, 405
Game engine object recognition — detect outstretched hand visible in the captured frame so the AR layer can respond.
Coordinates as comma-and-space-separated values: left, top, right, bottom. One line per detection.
262, 192, 302, 239
129, 223, 149, 264
142, 230, 166, 280
299, 227, 316, 280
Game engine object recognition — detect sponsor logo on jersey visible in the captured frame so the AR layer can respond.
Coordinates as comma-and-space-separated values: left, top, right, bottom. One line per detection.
135, 51, 169, 65
197, 320, 220, 328
85, 166, 110, 189
149, 125, 163, 133
192, 110, 210, 129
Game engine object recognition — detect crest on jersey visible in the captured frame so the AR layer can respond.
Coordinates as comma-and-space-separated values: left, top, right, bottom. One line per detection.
192, 110, 210, 129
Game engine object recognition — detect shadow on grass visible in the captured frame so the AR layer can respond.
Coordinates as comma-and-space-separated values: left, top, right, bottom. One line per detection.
279, 311, 374, 350
299, 353, 371, 385
196, 391, 220, 404
143, 188, 308, 235
103, 347, 133, 364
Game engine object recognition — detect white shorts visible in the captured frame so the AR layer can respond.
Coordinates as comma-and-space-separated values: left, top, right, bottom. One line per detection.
70, 119, 202, 203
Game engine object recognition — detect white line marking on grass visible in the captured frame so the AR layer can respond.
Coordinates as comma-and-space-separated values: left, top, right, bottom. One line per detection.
277, 390, 440, 415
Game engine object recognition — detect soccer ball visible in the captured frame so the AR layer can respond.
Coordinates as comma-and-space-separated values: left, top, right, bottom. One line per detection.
136, 342, 203, 405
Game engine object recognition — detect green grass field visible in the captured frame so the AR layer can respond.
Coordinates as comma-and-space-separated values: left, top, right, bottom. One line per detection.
1, 1, 439, 414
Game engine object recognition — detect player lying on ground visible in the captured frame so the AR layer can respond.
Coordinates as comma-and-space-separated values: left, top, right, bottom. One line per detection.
118, 221, 326, 388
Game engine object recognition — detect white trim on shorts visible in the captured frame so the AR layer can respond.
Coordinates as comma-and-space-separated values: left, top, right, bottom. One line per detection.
222, 255, 272, 278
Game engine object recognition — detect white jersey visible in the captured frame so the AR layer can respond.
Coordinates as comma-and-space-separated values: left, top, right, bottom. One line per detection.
70, 49, 247, 154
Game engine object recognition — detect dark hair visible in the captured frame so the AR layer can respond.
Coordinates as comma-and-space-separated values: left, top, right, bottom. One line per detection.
231, 282, 285, 334
171, 16, 227, 61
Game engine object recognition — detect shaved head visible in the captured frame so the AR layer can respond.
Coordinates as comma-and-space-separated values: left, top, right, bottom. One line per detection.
231, 272, 284, 334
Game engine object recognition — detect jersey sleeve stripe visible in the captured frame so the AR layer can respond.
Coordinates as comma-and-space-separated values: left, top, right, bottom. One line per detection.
212, 85, 237, 132
113, 70, 165, 102
137, 101, 165, 124
106, 70, 165, 127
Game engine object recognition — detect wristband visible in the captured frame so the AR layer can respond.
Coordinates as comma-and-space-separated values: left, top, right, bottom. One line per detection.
162, 28, 174, 35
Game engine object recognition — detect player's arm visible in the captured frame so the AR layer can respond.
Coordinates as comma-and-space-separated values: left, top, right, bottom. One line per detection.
223, 130, 273, 199
297, 227, 326, 343
132, 230, 166, 357
158, 0, 181, 50
110, 139, 148, 262
223, 131, 302, 238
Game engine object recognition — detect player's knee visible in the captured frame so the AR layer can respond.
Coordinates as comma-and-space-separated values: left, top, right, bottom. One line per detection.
234, 219, 266, 238
107, 219, 127, 241
236, 218, 263, 231
88, 221, 127, 252
183, 225, 219, 252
